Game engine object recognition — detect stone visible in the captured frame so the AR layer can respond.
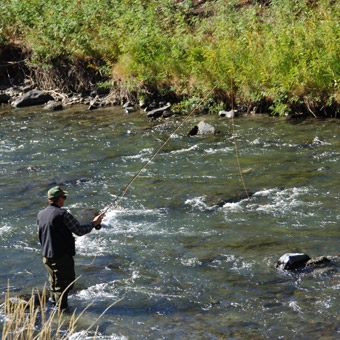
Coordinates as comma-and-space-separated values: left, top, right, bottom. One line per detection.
188, 121, 216, 136
12, 89, 53, 108
219, 109, 237, 118
275, 253, 311, 270
146, 103, 171, 119
0, 93, 10, 104
216, 191, 254, 206
197, 121, 215, 134
306, 256, 331, 267
44, 100, 63, 111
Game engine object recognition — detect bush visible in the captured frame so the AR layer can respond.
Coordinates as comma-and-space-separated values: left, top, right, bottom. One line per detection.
1, 0, 340, 115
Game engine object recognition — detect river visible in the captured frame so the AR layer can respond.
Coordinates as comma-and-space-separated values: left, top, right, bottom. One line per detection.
1, 104, 340, 339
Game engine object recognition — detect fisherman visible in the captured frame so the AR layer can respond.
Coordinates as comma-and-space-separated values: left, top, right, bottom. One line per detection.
37, 186, 105, 310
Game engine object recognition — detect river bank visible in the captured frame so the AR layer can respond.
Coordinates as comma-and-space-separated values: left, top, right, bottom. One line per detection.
0, 43, 183, 118
2, 0, 340, 118
0, 48, 332, 120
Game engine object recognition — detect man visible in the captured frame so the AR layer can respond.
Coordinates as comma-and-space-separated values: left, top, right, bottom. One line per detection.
37, 186, 105, 310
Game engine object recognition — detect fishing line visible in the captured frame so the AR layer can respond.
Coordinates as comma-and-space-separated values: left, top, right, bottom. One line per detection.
229, 88, 250, 200
86, 84, 220, 265
89, 80, 250, 265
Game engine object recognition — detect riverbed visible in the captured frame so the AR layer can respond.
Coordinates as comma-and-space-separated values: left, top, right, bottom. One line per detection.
1, 104, 340, 339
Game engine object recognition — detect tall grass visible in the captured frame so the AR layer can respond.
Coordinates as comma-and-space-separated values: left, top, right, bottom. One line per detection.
1, 0, 340, 115
1, 282, 123, 339
1, 284, 81, 339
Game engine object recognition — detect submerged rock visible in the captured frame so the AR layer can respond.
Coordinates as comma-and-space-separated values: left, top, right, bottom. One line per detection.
215, 191, 254, 206
306, 256, 331, 267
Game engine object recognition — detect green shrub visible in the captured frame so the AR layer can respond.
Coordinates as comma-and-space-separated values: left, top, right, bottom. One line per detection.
1, 0, 340, 115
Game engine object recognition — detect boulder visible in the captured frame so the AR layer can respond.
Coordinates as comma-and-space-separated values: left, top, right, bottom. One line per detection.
219, 109, 237, 118
12, 89, 53, 108
306, 256, 331, 267
0, 93, 11, 104
44, 100, 63, 111
146, 103, 171, 119
276, 253, 311, 270
188, 121, 216, 136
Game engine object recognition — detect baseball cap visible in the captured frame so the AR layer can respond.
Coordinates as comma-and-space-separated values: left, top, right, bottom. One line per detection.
47, 186, 68, 199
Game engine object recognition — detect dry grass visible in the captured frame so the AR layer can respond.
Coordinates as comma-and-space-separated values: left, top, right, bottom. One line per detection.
1, 283, 82, 339
1, 281, 124, 340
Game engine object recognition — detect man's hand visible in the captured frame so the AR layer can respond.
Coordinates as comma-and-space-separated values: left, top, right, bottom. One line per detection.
93, 211, 105, 230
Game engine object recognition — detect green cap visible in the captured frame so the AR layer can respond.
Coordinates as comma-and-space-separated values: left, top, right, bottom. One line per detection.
47, 186, 68, 199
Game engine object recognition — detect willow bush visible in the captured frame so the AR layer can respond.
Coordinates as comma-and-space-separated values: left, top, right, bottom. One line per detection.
1, 0, 340, 115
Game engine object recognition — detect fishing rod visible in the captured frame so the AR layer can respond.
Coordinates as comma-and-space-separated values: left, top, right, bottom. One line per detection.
87, 85, 221, 265
101, 83, 221, 215
89, 82, 250, 265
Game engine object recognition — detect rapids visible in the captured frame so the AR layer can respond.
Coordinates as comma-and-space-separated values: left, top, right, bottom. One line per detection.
1, 104, 340, 339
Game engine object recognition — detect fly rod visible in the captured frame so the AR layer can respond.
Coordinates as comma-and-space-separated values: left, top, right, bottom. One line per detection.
87, 85, 220, 265
101, 83, 220, 215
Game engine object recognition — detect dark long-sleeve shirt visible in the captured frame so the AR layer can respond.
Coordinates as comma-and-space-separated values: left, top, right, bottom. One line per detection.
38, 204, 95, 258
63, 211, 95, 236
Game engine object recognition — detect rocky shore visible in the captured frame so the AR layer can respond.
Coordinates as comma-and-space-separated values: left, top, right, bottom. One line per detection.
0, 44, 182, 118
0, 81, 179, 121
0, 44, 244, 122
0, 83, 119, 109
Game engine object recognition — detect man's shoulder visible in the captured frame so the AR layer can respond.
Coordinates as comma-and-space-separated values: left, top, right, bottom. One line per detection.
38, 205, 66, 215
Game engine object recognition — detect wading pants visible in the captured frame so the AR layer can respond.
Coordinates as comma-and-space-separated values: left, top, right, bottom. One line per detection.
43, 254, 75, 309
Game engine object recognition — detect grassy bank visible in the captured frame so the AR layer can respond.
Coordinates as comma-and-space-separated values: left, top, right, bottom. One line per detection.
1, 0, 340, 116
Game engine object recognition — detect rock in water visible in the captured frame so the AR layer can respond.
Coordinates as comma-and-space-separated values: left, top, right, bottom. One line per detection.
146, 103, 171, 119
306, 256, 331, 267
276, 253, 311, 270
216, 191, 254, 206
44, 100, 63, 111
188, 121, 216, 136
197, 121, 215, 134
218, 110, 237, 118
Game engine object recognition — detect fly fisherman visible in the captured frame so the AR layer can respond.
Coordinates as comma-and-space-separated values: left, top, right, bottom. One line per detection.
37, 186, 105, 310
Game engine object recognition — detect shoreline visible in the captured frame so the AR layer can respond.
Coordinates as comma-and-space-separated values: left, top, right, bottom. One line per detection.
0, 43, 338, 119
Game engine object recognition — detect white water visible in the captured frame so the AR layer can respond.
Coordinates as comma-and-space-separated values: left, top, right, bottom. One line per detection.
1, 105, 340, 338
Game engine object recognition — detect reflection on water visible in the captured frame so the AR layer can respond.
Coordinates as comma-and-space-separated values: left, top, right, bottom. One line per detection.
1, 105, 340, 338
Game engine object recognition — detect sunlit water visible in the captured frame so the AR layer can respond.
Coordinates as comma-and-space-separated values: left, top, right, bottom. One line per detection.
1, 104, 340, 339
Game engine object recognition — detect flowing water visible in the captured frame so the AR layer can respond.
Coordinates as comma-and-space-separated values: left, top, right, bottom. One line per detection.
1, 104, 340, 339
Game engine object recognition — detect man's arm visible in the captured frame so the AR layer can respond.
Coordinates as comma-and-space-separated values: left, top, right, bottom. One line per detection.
64, 212, 94, 236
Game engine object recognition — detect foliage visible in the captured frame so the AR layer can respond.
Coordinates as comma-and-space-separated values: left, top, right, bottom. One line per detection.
1, 0, 340, 115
